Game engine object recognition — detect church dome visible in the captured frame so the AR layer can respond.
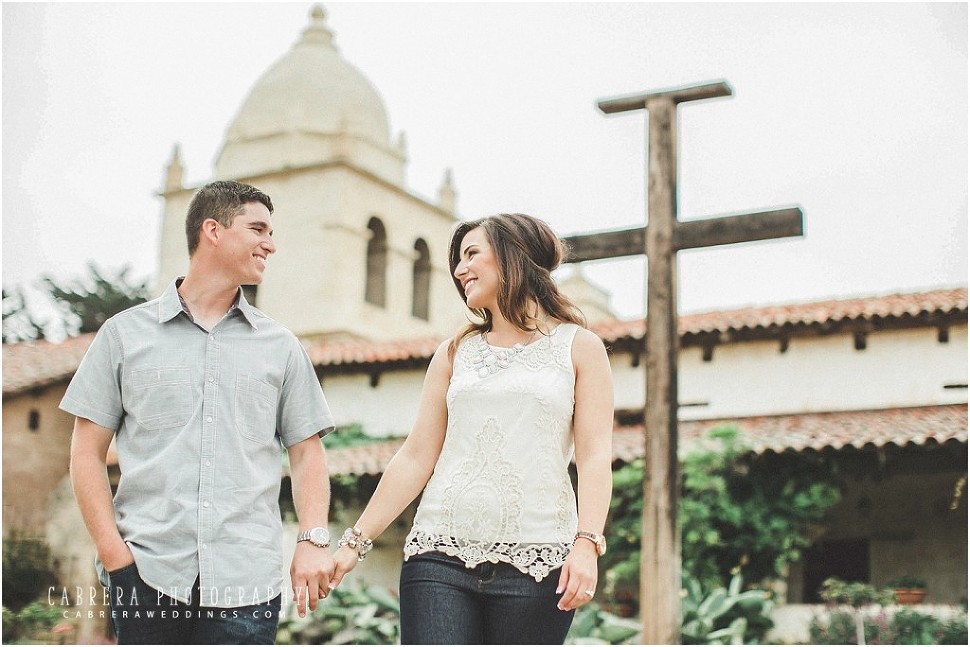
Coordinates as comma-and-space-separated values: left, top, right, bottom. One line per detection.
215, 5, 398, 180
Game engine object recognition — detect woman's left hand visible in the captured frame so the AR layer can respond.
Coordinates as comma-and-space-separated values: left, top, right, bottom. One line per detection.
556, 540, 600, 611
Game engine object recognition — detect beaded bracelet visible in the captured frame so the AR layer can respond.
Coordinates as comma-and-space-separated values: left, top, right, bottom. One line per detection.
337, 526, 373, 561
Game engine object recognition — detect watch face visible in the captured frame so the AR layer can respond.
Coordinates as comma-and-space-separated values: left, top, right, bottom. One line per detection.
309, 527, 330, 546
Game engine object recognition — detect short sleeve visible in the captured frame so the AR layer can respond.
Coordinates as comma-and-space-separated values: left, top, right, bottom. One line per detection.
277, 336, 334, 448
59, 322, 124, 431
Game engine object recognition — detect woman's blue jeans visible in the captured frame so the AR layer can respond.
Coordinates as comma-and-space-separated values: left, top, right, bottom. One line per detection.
399, 551, 575, 644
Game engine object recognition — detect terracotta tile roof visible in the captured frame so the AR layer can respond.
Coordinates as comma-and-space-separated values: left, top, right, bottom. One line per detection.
324, 404, 968, 476
612, 404, 968, 461
305, 337, 442, 369
590, 286, 968, 344
2, 333, 96, 395
4, 287, 966, 394
324, 438, 405, 476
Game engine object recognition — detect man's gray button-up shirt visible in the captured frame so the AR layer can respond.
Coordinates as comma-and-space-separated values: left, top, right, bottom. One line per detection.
60, 279, 334, 607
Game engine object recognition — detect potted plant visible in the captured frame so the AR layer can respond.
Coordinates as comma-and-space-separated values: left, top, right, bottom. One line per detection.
887, 576, 927, 605
818, 578, 895, 645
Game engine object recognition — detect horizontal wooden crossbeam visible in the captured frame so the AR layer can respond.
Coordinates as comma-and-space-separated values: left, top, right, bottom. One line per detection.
598, 80, 733, 114
562, 207, 804, 262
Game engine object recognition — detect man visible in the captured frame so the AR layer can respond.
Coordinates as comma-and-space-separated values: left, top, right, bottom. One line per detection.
63, 181, 335, 644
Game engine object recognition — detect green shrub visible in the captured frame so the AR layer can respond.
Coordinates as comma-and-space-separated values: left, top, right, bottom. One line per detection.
679, 427, 841, 591
680, 573, 774, 644
937, 615, 968, 645
602, 426, 841, 615
888, 576, 928, 589
810, 605, 968, 645
1, 600, 64, 643
1, 530, 58, 611
809, 609, 857, 644
276, 580, 399, 644
566, 602, 641, 644
819, 577, 894, 607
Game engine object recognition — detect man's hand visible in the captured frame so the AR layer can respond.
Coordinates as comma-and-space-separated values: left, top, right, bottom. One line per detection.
290, 542, 336, 618
101, 541, 136, 573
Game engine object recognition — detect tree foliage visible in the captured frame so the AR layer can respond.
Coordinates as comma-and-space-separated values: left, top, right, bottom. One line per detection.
41, 262, 149, 337
602, 426, 842, 615
679, 426, 842, 590
1, 530, 57, 611
2, 287, 44, 344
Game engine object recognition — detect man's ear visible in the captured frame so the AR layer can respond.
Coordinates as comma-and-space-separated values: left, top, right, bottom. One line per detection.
200, 218, 221, 247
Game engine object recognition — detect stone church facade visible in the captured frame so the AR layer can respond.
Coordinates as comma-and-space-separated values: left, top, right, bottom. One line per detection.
158, 5, 466, 342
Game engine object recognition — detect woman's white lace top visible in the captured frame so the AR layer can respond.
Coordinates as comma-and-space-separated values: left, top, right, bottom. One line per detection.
403, 323, 581, 582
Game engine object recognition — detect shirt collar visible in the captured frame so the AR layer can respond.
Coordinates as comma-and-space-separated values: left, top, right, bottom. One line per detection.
234, 289, 260, 329
158, 278, 186, 323
159, 278, 259, 330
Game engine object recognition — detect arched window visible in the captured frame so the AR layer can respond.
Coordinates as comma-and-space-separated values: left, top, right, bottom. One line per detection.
412, 239, 431, 320
365, 217, 387, 307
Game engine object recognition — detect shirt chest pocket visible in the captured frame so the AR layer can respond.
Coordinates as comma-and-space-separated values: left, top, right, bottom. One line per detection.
128, 367, 194, 430
235, 376, 279, 443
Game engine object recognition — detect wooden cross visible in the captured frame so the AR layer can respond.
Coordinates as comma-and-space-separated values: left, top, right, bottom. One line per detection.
563, 80, 804, 644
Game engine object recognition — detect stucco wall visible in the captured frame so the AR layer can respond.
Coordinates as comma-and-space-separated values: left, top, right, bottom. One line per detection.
2, 387, 74, 533
617, 324, 968, 418
323, 371, 425, 437
827, 469, 967, 604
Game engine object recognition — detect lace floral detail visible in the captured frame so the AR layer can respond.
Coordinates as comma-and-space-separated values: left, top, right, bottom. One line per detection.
403, 531, 573, 582
534, 405, 578, 541
459, 326, 573, 377
438, 417, 523, 539
408, 323, 581, 582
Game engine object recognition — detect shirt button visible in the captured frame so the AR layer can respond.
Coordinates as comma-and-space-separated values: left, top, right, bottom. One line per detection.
208, 377, 214, 383
202, 544, 208, 550
206, 417, 213, 423
205, 460, 212, 467
203, 501, 210, 508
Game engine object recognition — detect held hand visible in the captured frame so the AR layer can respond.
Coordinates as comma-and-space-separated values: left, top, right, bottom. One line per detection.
329, 545, 361, 591
290, 542, 337, 618
556, 541, 599, 612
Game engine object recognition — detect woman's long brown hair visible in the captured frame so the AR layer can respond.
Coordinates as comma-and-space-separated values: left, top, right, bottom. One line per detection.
447, 213, 586, 358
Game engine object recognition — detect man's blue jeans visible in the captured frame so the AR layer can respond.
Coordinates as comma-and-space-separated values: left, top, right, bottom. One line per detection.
107, 563, 280, 644
399, 551, 575, 644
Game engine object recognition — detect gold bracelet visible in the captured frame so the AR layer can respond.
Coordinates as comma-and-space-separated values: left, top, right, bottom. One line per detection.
337, 526, 373, 561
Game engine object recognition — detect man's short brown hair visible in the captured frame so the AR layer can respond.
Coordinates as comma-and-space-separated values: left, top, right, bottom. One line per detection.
185, 181, 274, 255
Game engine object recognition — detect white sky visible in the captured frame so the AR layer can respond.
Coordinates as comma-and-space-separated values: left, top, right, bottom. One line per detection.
2, 1, 967, 320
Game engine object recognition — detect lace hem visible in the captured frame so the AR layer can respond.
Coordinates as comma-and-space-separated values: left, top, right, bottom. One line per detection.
403, 530, 572, 582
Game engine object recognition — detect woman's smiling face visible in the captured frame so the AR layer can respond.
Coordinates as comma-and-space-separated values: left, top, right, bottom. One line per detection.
454, 226, 500, 310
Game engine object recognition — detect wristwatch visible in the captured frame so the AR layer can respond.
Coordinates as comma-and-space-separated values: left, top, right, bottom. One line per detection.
575, 531, 607, 556
297, 526, 331, 548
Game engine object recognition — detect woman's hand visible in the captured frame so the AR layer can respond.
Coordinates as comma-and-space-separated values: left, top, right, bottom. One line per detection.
329, 544, 362, 590
556, 540, 600, 611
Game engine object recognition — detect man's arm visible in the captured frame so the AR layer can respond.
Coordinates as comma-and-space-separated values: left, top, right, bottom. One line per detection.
70, 417, 133, 572
287, 435, 336, 618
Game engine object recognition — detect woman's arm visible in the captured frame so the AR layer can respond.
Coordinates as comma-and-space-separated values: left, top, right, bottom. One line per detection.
558, 327, 614, 610
330, 340, 452, 586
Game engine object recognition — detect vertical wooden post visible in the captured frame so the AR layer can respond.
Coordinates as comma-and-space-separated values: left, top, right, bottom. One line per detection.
642, 96, 681, 644
564, 80, 802, 645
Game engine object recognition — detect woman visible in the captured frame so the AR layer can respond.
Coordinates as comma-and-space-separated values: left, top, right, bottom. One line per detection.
330, 213, 614, 644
